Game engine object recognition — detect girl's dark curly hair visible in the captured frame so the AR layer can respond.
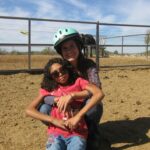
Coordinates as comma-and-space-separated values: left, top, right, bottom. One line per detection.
41, 57, 79, 91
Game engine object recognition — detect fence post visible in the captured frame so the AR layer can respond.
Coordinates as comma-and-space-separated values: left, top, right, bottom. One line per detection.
28, 19, 31, 70
146, 43, 148, 60
121, 36, 124, 55
96, 21, 100, 70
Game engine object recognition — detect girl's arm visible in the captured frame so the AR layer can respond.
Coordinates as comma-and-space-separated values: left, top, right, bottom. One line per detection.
25, 94, 66, 129
65, 83, 104, 130
26, 94, 52, 122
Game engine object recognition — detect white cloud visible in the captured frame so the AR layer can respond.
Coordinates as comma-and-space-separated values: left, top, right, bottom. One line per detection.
0, 4, 32, 44
0, 7, 31, 17
111, 0, 150, 35
0, 0, 150, 53
63, 0, 116, 22
116, 0, 150, 24
63, 0, 87, 9
30, 0, 64, 19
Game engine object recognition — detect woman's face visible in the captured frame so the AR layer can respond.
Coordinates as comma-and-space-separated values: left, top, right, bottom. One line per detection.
61, 40, 79, 63
50, 63, 69, 85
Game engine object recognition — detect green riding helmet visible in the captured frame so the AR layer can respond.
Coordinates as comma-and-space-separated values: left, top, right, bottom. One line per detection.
53, 28, 83, 54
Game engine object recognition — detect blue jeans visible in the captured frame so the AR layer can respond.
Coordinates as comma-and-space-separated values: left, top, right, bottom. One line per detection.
39, 103, 51, 115
84, 99, 103, 133
38, 96, 54, 122
38, 103, 52, 126
46, 135, 86, 150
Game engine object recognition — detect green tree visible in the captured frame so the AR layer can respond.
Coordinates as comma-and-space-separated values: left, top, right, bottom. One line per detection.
0, 49, 7, 55
41, 47, 57, 55
114, 50, 119, 55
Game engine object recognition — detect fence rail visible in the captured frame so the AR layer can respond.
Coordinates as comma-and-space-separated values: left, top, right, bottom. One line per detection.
0, 16, 150, 74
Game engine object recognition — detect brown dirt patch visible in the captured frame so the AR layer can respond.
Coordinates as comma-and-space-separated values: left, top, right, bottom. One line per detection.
0, 56, 150, 150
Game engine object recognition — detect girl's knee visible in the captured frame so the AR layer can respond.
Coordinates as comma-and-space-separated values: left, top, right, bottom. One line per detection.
68, 136, 86, 150
46, 135, 65, 150
38, 103, 51, 115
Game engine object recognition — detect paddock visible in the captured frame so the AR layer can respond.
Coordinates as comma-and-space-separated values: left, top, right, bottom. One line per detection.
0, 56, 150, 150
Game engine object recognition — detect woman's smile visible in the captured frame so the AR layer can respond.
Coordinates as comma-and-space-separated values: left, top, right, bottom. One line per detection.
61, 40, 79, 62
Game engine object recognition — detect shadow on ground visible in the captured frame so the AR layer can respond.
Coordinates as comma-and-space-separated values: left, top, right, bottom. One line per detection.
95, 117, 150, 150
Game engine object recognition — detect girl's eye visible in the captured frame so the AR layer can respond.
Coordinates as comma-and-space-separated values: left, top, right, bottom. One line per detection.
50, 67, 68, 78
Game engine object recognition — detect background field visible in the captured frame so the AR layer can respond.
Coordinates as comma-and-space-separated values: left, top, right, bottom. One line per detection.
0, 55, 150, 70
0, 56, 150, 150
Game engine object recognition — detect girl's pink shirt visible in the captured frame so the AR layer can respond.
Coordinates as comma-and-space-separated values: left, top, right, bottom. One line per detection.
39, 77, 89, 139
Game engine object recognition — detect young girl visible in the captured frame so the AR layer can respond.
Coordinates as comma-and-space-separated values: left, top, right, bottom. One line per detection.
26, 58, 104, 150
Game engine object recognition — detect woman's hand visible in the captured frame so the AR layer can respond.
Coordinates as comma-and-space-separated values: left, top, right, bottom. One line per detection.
57, 94, 73, 112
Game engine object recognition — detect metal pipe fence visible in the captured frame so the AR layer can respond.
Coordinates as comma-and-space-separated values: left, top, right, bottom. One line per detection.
101, 33, 150, 58
0, 16, 150, 74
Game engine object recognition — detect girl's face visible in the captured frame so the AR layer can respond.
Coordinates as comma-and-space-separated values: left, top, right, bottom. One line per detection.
61, 40, 79, 63
50, 63, 69, 85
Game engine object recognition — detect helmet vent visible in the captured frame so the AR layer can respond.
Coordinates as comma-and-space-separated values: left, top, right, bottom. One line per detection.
55, 35, 57, 38
59, 31, 62, 34
65, 29, 68, 32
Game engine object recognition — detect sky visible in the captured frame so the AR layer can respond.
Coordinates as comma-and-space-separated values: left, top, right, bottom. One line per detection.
0, 0, 150, 53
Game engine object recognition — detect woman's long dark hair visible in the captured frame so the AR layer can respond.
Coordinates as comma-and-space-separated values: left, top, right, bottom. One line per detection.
41, 58, 79, 91
74, 40, 97, 80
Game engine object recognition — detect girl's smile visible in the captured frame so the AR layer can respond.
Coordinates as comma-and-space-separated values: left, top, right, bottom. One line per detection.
50, 63, 69, 85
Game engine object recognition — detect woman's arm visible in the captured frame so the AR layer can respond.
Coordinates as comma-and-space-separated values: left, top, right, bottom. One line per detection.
44, 96, 58, 105
71, 89, 92, 99
76, 83, 104, 118
87, 67, 102, 89
65, 83, 104, 130
40, 88, 57, 105
56, 90, 91, 112
25, 94, 66, 129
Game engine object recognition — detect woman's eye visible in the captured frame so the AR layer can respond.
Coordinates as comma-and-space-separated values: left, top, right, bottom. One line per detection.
72, 44, 77, 48
62, 47, 67, 51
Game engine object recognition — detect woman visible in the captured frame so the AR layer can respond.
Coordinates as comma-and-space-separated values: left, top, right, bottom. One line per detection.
39, 28, 103, 145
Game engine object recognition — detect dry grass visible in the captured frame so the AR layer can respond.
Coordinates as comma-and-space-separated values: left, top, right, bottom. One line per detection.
0, 55, 59, 70
0, 55, 150, 70
100, 56, 150, 66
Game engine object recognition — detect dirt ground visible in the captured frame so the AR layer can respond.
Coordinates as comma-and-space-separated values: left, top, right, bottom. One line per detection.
0, 57, 150, 150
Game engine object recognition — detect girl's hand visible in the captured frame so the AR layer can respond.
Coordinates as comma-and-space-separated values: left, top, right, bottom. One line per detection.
51, 118, 68, 130
57, 94, 73, 112
64, 115, 81, 131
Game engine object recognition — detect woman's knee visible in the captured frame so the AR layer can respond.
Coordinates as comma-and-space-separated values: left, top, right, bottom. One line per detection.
86, 103, 103, 123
